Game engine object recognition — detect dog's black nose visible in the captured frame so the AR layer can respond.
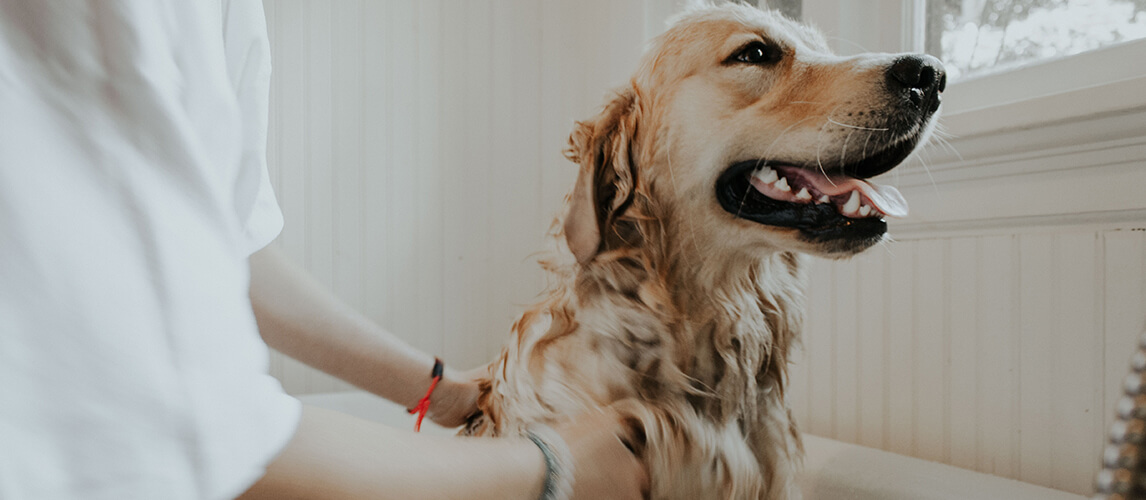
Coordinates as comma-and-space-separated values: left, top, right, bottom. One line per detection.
886, 54, 946, 112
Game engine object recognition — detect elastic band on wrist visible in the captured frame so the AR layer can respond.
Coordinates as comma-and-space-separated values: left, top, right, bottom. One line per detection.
407, 357, 444, 432
526, 424, 575, 500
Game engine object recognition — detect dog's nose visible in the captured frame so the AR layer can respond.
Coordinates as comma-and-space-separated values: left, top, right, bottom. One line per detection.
886, 54, 946, 113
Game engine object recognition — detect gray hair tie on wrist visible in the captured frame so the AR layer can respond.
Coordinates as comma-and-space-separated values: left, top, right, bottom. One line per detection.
526, 425, 575, 500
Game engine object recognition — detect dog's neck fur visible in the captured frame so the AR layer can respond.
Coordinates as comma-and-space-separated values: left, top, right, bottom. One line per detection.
590, 221, 806, 411
576, 224, 807, 493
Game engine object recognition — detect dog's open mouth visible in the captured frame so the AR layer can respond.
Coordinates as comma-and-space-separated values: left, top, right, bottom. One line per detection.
715, 160, 908, 242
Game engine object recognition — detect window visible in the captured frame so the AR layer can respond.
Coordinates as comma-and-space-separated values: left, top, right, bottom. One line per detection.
767, 0, 804, 20
925, 0, 1146, 81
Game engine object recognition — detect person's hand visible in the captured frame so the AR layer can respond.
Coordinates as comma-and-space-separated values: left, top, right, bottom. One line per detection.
427, 364, 488, 427
557, 409, 650, 500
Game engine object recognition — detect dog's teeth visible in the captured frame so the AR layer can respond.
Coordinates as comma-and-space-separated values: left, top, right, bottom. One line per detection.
818, 195, 830, 204
775, 177, 791, 192
842, 191, 860, 214
859, 205, 872, 216
753, 167, 779, 184
795, 187, 811, 201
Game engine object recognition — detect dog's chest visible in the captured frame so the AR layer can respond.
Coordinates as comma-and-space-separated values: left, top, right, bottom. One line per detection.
528, 303, 779, 419
490, 254, 806, 434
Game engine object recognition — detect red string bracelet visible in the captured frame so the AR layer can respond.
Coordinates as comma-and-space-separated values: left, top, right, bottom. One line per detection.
407, 357, 444, 432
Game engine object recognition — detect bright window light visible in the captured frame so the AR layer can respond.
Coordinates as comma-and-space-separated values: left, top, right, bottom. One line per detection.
925, 0, 1146, 81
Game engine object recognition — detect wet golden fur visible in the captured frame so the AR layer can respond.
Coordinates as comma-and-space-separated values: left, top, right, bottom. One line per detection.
465, 3, 935, 499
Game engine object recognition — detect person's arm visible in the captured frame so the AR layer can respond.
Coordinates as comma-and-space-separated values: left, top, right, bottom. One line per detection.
248, 246, 478, 426
238, 405, 649, 500
237, 405, 543, 500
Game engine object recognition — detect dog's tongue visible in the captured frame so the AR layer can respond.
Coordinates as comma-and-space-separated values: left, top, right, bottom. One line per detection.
778, 166, 909, 218
861, 183, 909, 218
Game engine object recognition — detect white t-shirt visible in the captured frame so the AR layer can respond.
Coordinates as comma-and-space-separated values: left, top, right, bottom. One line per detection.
0, 1, 299, 499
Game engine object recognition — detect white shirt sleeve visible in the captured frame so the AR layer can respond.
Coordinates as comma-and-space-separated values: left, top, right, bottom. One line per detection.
222, 0, 284, 255
0, 2, 298, 499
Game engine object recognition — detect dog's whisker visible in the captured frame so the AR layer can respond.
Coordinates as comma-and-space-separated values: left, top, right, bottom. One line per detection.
904, 126, 942, 194
878, 235, 898, 257
744, 116, 817, 179
935, 137, 959, 159
912, 148, 940, 195
860, 130, 874, 160
932, 132, 963, 162
826, 117, 889, 131
840, 128, 856, 173
814, 119, 831, 179
758, 115, 817, 163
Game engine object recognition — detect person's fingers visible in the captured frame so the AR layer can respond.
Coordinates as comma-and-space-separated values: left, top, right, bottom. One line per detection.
427, 363, 491, 427
557, 409, 652, 500
635, 452, 650, 496
609, 421, 649, 500
615, 413, 648, 457
620, 443, 650, 500
427, 374, 482, 427
606, 407, 650, 499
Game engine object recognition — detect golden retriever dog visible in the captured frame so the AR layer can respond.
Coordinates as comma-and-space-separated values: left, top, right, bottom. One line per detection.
465, 2, 945, 499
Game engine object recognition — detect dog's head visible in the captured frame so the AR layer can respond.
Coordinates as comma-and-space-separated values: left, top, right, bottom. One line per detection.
564, 3, 945, 264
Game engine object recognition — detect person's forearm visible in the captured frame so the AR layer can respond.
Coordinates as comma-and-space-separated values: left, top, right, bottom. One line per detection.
249, 246, 439, 409
238, 405, 546, 500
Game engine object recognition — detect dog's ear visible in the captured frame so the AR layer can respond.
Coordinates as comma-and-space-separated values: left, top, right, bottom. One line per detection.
564, 89, 640, 265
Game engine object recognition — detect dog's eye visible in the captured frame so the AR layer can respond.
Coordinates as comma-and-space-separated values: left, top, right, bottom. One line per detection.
731, 41, 782, 65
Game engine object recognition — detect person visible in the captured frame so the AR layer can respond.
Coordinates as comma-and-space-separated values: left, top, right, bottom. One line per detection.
0, 1, 647, 499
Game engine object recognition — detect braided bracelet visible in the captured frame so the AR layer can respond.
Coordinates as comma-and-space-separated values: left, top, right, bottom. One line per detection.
406, 358, 444, 432
525, 424, 575, 500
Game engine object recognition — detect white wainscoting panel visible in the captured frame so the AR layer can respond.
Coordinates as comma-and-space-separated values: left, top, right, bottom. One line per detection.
260, 0, 646, 394
789, 228, 1146, 495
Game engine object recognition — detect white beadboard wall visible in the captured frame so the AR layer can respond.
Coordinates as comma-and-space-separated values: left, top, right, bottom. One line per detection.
258, 0, 1146, 495
260, 0, 649, 394
788, 227, 1146, 495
